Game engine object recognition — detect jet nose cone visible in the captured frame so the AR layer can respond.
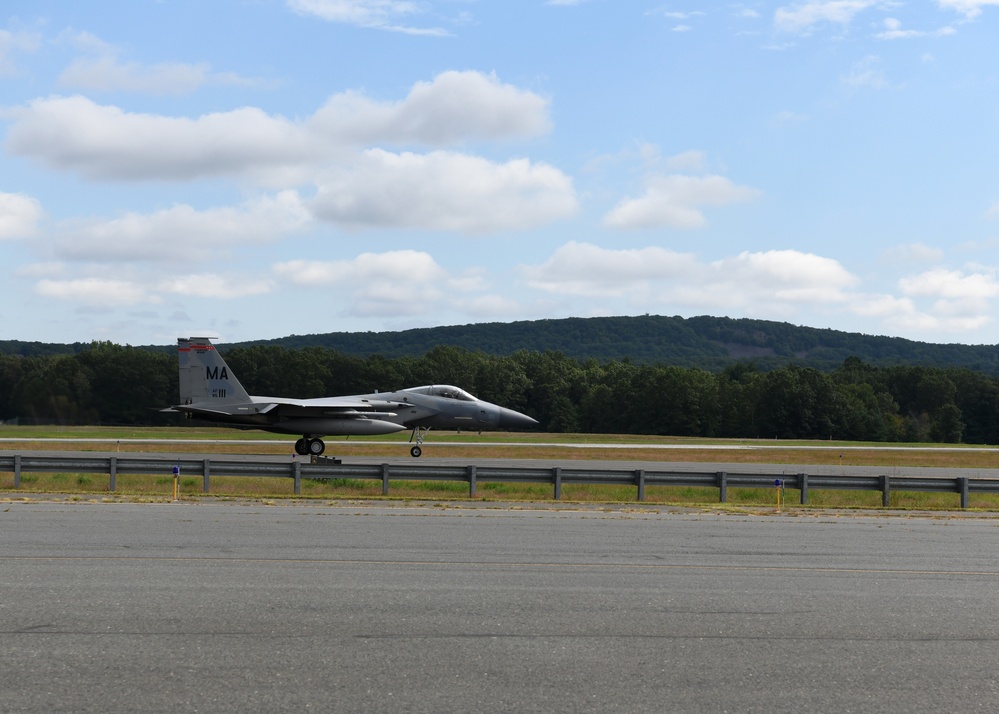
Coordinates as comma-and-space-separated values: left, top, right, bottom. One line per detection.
496, 406, 539, 430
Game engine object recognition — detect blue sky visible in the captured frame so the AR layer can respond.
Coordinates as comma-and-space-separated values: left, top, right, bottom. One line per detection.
3, 0, 999, 346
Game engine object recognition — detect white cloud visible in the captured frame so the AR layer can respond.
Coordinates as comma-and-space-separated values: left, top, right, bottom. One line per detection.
842, 55, 889, 89
287, 0, 450, 35
35, 278, 158, 306
649, 10, 706, 19
884, 243, 945, 263
851, 293, 918, 319
709, 250, 858, 304
851, 291, 993, 332
52, 29, 264, 94
847, 266, 999, 334
4, 95, 316, 181
522, 242, 699, 297
274, 250, 474, 317
875, 18, 956, 39
899, 267, 999, 299
6, 72, 552, 183
311, 149, 577, 234
0, 192, 44, 240
603, 174, 760, 230
276, 250, 446, 286
775, 1, 880, 34
59, 56, 258, 96
33, 271, 274, 307
522, 244, 857, 310
310, 70, 551, 146
664, 150, 708, 173
56, 191, 311, 263
938, 0, 999, 18
6, 76, 569, 239
0, 28, 41, 76
160, 273, 275, 299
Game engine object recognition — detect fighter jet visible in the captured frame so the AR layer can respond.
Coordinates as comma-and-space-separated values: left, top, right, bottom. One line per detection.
164, 337, 538, 457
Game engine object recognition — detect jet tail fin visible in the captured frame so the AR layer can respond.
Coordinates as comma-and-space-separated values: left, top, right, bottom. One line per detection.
178, 337, 251, 405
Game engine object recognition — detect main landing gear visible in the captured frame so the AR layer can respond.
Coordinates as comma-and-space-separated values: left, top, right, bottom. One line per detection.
295, 437, 325, 456
409, 427, 430, 458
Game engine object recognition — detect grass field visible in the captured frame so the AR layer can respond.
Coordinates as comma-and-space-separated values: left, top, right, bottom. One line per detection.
2, 425, 998, 510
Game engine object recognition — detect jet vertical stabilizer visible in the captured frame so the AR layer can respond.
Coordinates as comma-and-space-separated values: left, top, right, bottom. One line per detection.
178, 337, 251, 405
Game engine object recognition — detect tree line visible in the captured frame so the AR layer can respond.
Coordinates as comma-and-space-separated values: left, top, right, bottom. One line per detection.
0, 342, 996, 444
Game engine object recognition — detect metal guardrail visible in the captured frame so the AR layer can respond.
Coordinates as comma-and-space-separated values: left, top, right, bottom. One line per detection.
3, 454, 999, 508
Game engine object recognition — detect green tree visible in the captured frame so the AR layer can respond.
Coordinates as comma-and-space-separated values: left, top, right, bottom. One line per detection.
512, 350, 583, 432
74, 342, 175, 424
755, 365, 842, 439
716, 363, 763, 437
12, 355, 95, 424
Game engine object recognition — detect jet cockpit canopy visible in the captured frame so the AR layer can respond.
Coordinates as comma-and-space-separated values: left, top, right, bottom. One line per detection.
403, 385, 477, 401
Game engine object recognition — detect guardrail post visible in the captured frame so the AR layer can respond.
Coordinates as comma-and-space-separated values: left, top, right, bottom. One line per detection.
799, 473, 808, 505
717, 472, 727, 503
553, 467, 562, 501
14, 454, 21, 489
468, 465, 477, 498
381, 463, 390, 496
293, 460, 301, 495
636, 469, 645, 502
959, 477, 969, 509
109, 456, 117, 492
880, 474, 890, 507
203, 459, 211, 494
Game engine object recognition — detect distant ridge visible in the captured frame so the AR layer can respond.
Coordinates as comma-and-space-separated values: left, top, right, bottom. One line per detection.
4, 315, 998, 373
232, 315, 999, 374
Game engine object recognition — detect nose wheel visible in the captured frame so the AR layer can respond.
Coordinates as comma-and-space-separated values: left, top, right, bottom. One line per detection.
295, 437, 326, 456
409, 427, 430, 457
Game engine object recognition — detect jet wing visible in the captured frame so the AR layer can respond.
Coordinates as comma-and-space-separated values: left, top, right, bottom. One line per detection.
167, 404, 255, 417
251, 396, 407, 419
296, 396, 408, 410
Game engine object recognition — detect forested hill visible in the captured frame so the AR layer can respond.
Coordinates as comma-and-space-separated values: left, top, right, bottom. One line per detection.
3, 315, 999, 373
233, 315, 999, 373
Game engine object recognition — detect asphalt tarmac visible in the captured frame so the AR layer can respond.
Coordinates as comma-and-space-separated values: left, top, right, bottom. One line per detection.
2, 500, 999, 712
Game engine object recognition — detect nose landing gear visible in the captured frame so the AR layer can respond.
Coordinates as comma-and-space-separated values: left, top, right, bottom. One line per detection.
409, 427, 430, 457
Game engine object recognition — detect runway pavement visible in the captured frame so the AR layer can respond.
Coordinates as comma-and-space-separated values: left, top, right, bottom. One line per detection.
2, 500, 999, 712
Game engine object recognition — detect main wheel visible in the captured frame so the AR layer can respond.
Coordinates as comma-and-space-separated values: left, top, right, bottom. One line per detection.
410, 445, 422, 458
308, 439, 326, 456
295, 438, 309, 456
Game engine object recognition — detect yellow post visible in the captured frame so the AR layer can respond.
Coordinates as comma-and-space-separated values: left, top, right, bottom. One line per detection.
775, 479, 782, 511
173, 465, 180, 501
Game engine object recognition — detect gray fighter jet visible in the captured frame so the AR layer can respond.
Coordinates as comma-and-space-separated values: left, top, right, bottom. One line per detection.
164, 337, 538, 457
